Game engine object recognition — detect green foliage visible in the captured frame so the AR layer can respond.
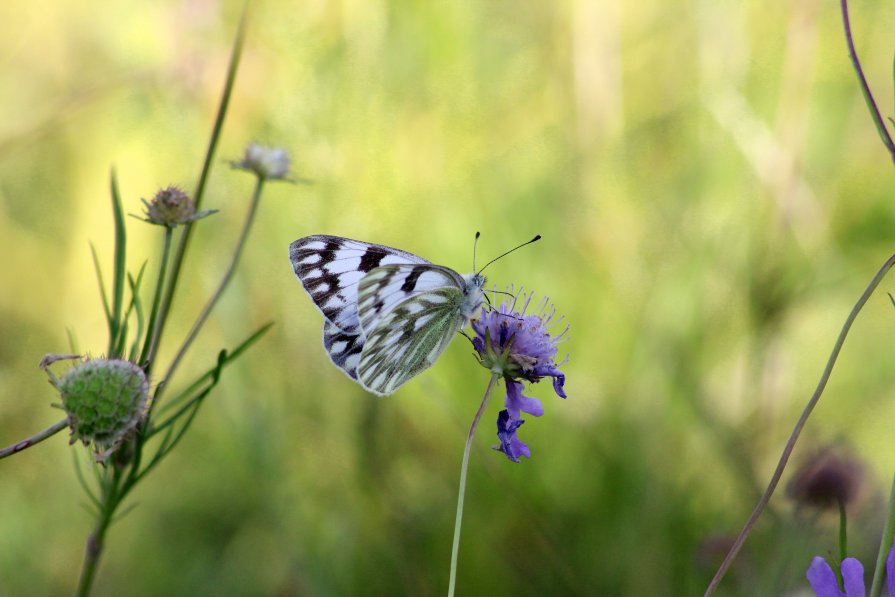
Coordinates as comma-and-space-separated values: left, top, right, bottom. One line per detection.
3, 0, 895, 596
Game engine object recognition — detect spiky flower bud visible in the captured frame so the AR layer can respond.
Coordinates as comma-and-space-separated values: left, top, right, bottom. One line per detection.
53, 358, 150, 461
231, 142, 292, 180
138, 186, 216, 228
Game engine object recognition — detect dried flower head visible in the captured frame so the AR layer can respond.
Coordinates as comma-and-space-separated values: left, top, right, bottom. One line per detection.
471, 288, 568, 462
231, 142, 292, 181
137, 186, 216, 228
42, 356, 150, 462
787, 448, 864, 510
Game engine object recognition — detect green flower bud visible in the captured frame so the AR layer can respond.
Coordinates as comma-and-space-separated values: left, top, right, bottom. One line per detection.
54, 358, 150, 461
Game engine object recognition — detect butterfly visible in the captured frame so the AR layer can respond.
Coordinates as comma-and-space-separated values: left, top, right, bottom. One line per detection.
289, 234, 539, 396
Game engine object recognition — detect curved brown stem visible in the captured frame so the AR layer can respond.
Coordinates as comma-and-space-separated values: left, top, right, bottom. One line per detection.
704, 252, 895, 595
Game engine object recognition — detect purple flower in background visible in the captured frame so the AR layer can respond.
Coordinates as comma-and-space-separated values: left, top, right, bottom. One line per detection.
807, 541, 895, 596
788, 447, 864, 511
472, 288, 568, 462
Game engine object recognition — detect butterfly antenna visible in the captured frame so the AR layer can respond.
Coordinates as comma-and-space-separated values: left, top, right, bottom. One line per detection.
473, 231, 481, 272
486, 289, 516, 298
476, 234, 541, 275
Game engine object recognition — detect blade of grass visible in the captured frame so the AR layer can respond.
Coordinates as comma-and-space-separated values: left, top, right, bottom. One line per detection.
126, 321, 271, 493
114, 321, 129, 358
133, 350, 227, 484
108, 169, 127, 357
71, 451, 101, 512
148, 321, 273, 431
66, 328, 79, 354
141, 228, 173, 368
153, 175, 265, 411
126, 266, 147, 362
149, 7, 249, 362
90, 244, 112, 329
149, 381, 216, 441
869, 473, 895, 596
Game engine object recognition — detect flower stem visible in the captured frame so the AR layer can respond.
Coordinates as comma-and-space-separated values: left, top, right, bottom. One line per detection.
838, 497, 848, 563
0, 419, 68, 460
869, 472, 895, 597
839, 0, 895, 163
76, 467, 124, 597
704, 252, 895, 596
149, 6, 247, 364
141, 226, 173, 367
76, 511, 112, 597
448, 373, 499, 597
151, 176, 265, 411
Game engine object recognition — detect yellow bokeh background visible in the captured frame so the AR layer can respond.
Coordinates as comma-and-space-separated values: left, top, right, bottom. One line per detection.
3, 0, 895, 595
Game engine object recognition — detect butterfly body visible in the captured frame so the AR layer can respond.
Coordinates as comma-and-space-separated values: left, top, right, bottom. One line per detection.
290, 235, 485, 396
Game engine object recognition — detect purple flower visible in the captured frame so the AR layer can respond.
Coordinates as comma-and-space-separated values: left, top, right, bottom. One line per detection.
807, 541, 895, 596
472, 288, 568, 462
496, 410, 529, 462
788, 447, 864, 510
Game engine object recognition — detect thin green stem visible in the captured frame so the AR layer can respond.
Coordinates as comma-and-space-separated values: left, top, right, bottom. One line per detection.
839, 0, 895, 163
869, 473, 895, 597
152, 177, 265, 411
838, 498, 848, 563
141, 227, 173, 367
704, 252, 895, 596
126, 265, 148, 361
107, 169, 127, 357
152, 321, 273, 420
448, 373, 499, 597
0, 419, 68, 460
149, 7, 247, 364
76, 468, 124, 597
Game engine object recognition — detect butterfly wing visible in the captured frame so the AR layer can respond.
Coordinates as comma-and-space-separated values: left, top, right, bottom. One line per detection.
322, 320, 364, 380
290, 236, 477, 394
289, 235, 430, 335
356, 263, 466, 336
357, 286, 469, 396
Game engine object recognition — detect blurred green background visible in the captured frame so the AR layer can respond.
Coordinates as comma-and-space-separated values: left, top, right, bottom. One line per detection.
3, 0, 895, 595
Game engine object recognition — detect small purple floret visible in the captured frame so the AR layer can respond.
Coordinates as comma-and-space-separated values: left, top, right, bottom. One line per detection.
806, 536, 895, 596
807, 557, 864, 597
496, 410, 529, 463
505, 380, 544, 419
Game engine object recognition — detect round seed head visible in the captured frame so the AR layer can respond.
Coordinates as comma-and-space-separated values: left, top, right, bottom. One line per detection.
57, 358, 149, 461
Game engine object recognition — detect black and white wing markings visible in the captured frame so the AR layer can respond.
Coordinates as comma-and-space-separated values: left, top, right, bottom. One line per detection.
289, 235, 430, 335
322, 320, 364, 380
290, 235, 488, 395
356, 264, 465, 336
357, 287, 468, 395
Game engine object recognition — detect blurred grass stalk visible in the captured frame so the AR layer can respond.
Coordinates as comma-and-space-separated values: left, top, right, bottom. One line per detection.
0, 5, 287, 596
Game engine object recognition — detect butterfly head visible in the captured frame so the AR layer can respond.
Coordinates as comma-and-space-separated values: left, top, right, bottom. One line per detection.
460, 272, 487, 319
